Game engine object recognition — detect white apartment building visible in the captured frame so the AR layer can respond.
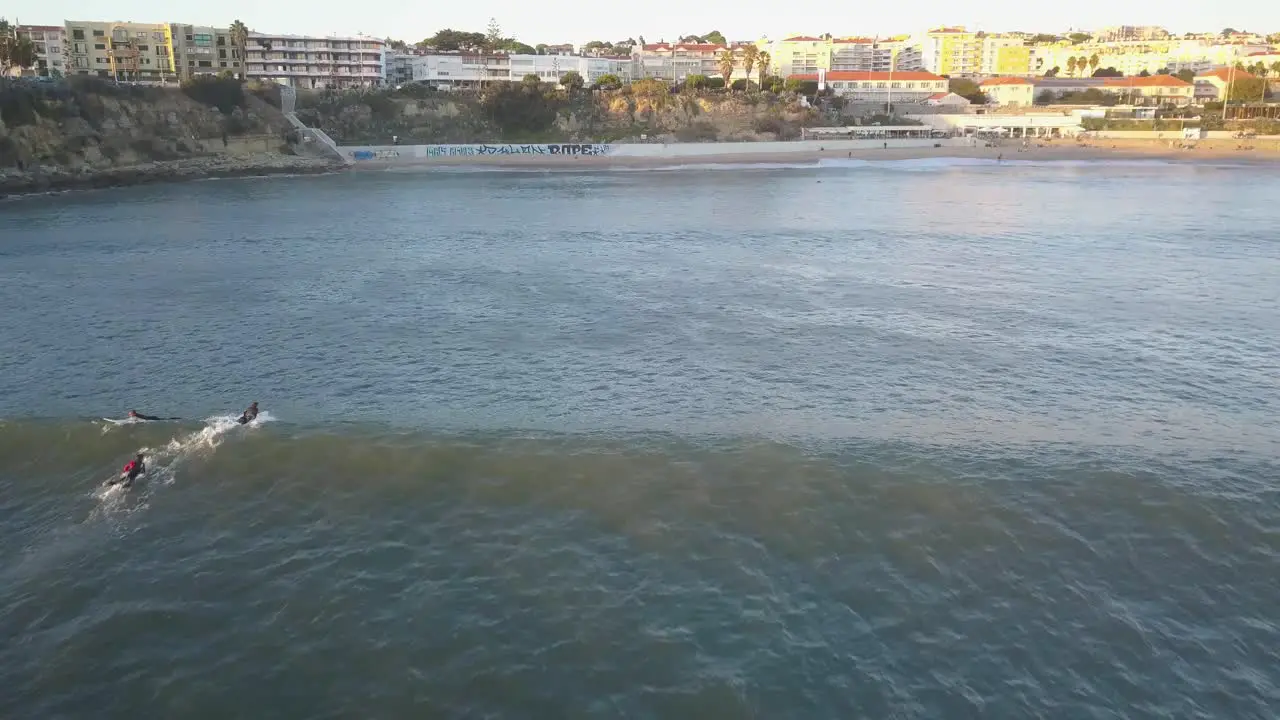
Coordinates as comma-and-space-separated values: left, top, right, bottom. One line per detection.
806, 69, 949, 102
244, 32, 385, 89
507, 54, 631, 83
405, 53, 630, 88
631, 42, 726, 82
14, 25, 67, 77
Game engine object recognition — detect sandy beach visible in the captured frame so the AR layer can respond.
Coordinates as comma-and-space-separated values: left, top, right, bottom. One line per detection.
356, 137, 1280, 170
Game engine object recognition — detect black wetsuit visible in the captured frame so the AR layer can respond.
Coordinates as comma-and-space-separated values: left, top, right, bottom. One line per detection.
133, 413, 162, 421
238, 407, 259, 425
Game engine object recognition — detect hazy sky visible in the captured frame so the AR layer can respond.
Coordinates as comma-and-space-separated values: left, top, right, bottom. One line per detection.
16, 0, 1279, 44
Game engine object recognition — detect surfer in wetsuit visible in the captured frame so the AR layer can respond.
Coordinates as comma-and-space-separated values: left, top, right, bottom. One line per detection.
237, 402, 259, 425
108, 453, 145, 487
128, 410, 163, 421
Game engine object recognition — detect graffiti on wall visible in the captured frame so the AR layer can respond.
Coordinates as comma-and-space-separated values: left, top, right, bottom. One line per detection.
350, 150, 401, 160
422, 144, 612, 158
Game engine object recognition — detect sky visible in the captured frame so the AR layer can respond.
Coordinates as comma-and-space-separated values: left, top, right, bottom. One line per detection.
12, 0, 1280, 45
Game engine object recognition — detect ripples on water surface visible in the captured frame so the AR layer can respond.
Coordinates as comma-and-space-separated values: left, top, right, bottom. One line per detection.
2, 160, 1280, 718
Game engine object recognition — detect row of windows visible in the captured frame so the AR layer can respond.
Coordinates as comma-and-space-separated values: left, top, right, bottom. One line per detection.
831, 81, 943, 89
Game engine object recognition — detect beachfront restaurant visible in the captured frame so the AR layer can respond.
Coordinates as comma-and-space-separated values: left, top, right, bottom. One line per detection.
801, 126, 940, 140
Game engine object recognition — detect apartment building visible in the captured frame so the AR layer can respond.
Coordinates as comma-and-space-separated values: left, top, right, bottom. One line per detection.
1029, 38, 1272, 79
406, 53, 631, 87
1097, 26, 1170, 42
508, 54, 630, 83
170, 24, 241, 79
15, 25, 67, 77
64, 20, 178, 81
921, 27, 981, 77
631, 42, 730, 82
980, 36, 1031, 76
244, 32, 385, 89
801, 69, 949, 102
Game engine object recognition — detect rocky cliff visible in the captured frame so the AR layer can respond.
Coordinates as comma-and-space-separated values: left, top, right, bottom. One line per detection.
296, 84, 829, 146
0, 77, 338, 197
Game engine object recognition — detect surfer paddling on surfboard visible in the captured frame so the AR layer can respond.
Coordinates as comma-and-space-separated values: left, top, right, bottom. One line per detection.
128, 410, 164, 421
237, 402, 259, 425
106, 453, 146, 487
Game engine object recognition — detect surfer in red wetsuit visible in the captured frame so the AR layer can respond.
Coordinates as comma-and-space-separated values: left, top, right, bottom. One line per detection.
108, 453, 146, 487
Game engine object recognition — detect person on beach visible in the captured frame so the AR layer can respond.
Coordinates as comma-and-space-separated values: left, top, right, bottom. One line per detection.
237, 402, 260, 425
109, 453, 145, 487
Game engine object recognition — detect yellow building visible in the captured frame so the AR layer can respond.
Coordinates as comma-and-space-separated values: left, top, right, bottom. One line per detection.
65, 21, 178, 81
994, 45, 1031, 75
64, 21, 239, 82
763, 36, 833, 77
923, 27, 981, 76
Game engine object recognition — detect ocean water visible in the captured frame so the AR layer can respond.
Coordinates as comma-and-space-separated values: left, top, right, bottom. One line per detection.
2, 158, 1280, 718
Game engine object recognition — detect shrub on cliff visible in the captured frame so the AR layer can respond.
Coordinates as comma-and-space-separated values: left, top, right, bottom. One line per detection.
181, 76, 244, 115
480, 81, 564, 139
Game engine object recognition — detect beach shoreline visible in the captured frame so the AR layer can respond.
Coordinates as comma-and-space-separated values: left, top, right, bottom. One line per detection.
354, 139, 1280, 170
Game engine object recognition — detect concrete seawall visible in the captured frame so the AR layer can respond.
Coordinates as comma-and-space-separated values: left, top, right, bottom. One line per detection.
335, 139, 969, 166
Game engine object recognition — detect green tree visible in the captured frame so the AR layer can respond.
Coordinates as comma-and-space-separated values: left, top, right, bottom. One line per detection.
1066, 57, 1078, 76
1077, 57, 1090, 77
762, 75, 784, 93
703, 30, 726, 45
0, 20, 38, 76
1272, 61, 1280, 77
559, 70, 584, 93
521, 73, 541, 87
486, 18, 502, 50
1138, 69, 1151, 77
1035, 89, 1056, 104
1088, 54, 1100, 74
716, 49, 735, 89
758, 51, 771, 87
741, 45, 759, 89
593, 73, 622, 91
536, 43, 549, 55
229, 20, 250, 80
1068, 32, 1091, 44
422, 29, 487, 52
683, 73, 710, 90
1226, 76, 1265, 102
1174, 69, 1195, 83
1044, 66, 1060, 77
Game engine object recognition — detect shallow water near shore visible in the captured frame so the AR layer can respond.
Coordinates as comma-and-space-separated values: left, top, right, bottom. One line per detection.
3, 160, 1280, 717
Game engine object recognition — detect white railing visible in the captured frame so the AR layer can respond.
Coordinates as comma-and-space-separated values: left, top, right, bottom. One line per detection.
277, 84, 345, 162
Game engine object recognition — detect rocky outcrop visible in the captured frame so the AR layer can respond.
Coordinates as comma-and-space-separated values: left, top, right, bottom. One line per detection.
296, 86, 823, 146
0, 76, 343, 197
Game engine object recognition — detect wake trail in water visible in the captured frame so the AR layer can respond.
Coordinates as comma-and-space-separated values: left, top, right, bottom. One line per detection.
90, 412, 276, 518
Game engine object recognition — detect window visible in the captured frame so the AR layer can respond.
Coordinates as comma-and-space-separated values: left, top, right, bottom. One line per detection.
94, 43, 106, 50
93, 29, 104, 37
198, 60, 212, 67
194, 33, 213, 46
188, 60, 195, 66
96, 57, 106, 64
73, 29, 85, 40
219, 49, 226, 58
217, 36, 226, 46
220, 62, 227, 67
138, 45, 149, 51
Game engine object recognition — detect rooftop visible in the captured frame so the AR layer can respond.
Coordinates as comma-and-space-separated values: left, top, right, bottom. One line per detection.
981, 77, 1035, 86
1196, 67, 1258, 81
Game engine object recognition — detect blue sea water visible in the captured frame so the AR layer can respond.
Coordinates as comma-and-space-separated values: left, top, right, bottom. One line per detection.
2, 158, 1279, 718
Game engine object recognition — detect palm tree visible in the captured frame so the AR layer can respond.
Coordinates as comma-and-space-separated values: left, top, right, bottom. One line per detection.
1077, 57, 1089, 77
229, 20, 249, 81
1066, 57, 1078, 77
1088, 54, 1100, 75
1272, 61, 1280, 77
758, 50, 771, 88
741, 45, 759, 90
717, 49, 735, 91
